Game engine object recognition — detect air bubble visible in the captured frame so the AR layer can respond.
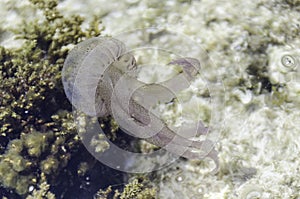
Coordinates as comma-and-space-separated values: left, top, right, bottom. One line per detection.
197, 187, 203, 193
28, 185, 34, 192
281, 54, 297, 69
176, 176, 183, 182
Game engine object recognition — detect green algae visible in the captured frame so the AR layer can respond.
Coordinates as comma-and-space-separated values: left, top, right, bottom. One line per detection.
95, 178, 157, 199
0, 0, 103, 196
26, 182, 56, 199
118, 178, 156, 199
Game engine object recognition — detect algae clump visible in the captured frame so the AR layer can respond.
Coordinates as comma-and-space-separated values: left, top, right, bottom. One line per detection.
0, 0, 103, 196
95, 178, 157, 199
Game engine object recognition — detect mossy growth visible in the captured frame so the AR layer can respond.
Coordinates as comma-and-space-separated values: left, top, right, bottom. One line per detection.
0, 0, 103, 196
95, 178, 157, 199
0, 129, 72, 195
118, 178, 156, 199
26, 182, 56, 199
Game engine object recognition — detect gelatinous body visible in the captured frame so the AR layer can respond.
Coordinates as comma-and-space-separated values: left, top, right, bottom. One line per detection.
62, 36, 219, 173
